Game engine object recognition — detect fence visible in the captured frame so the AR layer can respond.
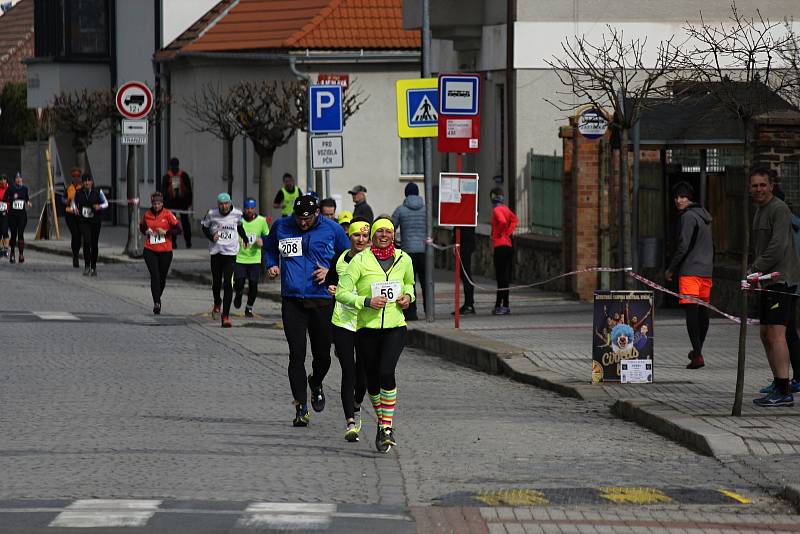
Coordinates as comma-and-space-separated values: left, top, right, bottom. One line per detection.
528, 151, 563, 237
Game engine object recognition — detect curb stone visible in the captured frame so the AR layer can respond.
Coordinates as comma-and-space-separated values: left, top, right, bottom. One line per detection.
610, 398, 749, 458
778, 484, 800, 512
25, 242, 136, 265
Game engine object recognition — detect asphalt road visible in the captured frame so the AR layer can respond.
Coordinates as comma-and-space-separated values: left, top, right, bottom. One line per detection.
0, 250, 794, 533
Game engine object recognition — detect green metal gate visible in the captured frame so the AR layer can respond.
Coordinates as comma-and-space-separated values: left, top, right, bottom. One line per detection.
528, 151, 563, 236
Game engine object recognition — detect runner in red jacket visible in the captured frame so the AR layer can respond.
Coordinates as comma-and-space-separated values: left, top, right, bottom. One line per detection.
139, 192, 181, 314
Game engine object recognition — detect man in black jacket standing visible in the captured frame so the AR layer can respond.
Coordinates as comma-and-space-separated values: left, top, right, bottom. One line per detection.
348, 185, 373, 223
161, 157, 193, 248
665, 182, 713, 370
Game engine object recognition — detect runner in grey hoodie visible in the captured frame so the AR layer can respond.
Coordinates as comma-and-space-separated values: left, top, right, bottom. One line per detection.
665, 182, 713, 369
392, 182, 426, 320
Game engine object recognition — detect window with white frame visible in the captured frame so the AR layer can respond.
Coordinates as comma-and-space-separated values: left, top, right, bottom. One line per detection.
400, 138, 424, 176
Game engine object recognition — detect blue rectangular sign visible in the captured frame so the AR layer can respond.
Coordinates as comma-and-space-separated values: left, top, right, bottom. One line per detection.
406, 88, 438, 127
439, 75, 480, 116
309, 85, 343, 134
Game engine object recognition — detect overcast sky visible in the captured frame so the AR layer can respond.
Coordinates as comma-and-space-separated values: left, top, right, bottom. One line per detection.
163, 0, 220, 46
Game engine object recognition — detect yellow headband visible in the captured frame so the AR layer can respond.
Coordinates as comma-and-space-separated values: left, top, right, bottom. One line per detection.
370, 218, 394, 239
349, 221, 370, 237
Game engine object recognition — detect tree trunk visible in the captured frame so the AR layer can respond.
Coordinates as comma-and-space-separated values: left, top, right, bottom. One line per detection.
257, 150, 273, 216
732, 122, 753, 416
123, 144, 141, 258
619, 127, 633, 287
73, 135, 89, 175
224, 137, 234, 197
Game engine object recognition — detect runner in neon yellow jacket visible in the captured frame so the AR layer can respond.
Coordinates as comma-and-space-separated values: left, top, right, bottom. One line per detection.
325, 217, 371, 442
335, 217, 414, 453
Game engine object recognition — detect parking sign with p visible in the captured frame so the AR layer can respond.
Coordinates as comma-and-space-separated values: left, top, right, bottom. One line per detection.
309, 85, 343, 134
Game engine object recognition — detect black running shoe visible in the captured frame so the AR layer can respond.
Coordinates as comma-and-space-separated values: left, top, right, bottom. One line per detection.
9, 254, 15, 264
234, 292, 243, 309
153, 302, 161, 315
293, 404, 311, 427
73, 257, 80, 268
375, 426, 390, 453
83, 267, 90, 276
308, 376, 325, 412
244, 306, 254, 318
382, 426, 397, 447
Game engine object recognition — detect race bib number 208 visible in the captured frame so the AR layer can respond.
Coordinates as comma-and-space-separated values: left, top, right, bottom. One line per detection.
279, 237, 302, 258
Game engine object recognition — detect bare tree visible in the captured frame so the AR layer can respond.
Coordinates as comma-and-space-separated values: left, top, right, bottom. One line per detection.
679, 3, 799, 416
50, 89, 117, 173
181, 83, 240, 196
547, 27, 682, 286
231, 80, 366, 211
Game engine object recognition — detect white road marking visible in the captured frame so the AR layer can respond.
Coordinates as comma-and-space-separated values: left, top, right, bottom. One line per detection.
32, 311, 79, 321
244, 503, 336, 514
236, 503, 335, 530
48, 500, 161, 528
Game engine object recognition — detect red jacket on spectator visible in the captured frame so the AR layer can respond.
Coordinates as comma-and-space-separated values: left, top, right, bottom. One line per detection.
491, 203, 518, 248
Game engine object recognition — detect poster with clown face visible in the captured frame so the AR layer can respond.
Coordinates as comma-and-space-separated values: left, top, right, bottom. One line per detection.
592, 291, 654, 383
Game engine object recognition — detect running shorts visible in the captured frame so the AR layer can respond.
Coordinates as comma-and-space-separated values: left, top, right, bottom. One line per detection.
678, 275, 712, 304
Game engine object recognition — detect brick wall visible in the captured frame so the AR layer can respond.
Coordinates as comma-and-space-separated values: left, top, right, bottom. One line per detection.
0, 33, 32, 86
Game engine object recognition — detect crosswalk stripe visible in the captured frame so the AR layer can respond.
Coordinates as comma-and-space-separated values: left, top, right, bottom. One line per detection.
237, 503, 335, 530
48, 500, 161, 528
32, 311, 79, 321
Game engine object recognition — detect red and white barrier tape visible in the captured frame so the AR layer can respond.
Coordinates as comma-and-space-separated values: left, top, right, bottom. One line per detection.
426, 237, 761, 325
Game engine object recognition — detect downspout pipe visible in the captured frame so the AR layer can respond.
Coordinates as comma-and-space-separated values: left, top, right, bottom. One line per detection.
289, 56, 314, 193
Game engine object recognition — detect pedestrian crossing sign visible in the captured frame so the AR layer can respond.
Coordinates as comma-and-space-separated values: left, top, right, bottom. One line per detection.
396, 78, 438, 138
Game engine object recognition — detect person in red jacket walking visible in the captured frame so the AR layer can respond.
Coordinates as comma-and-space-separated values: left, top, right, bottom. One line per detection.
490, 187, 518, 315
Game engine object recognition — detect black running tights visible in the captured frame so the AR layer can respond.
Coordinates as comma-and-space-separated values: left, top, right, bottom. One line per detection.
281, 298, 333, 405
143, 249, 172, 304
333, 325, 367, 420
685, 304, 710, 355
210, 254, 236, 315
8, 211, 26, 254
356, 326, 406, 396
79, 220, 101, 269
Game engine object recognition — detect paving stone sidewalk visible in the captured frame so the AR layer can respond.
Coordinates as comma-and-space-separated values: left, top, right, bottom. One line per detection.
24, 227, 800, 466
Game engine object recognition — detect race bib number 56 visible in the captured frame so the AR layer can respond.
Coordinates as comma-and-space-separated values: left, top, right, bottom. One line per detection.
279, 237, 302, 257
371, 281, 402, 302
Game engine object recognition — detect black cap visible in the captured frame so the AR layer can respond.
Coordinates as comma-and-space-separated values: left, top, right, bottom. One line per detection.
169, 157, 179, 166
348, 185, 367, 195
81, 173, 93, 182
293, 194, 319, 217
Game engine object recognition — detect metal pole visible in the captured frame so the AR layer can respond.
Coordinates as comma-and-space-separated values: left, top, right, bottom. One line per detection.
422, 0, 436, 322
632, 120, 640, 273
243, 133, 248, 205
454, 154, 463, 328
325, 169, 331, 198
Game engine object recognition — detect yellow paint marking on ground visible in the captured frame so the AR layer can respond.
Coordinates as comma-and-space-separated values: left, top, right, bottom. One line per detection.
596, 487, 674, 504
474, 489, 549, 506
718, 489, 752, 504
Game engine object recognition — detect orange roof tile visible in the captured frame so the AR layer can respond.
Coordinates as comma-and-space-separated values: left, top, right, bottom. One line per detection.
170, 0, 419, 55
0, 0, 33, 85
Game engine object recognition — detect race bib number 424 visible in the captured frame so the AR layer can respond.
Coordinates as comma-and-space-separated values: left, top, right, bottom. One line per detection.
217, 229, 235, 242
279, 237, 302, 257
371, 281, 402, 303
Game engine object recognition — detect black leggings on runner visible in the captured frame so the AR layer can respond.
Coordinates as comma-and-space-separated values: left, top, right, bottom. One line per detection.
79, 220, 101, 269
786, 302, 800, 381
143, 249, 173, 304
356, 326, 406, 395
333, 325, 367, 420
8, 211, 26, 255
210, 254, 236, 315
685, 304, 710, 355
65, 214, 81, 260
282, 298, 333, 405
494, 245, 513, 308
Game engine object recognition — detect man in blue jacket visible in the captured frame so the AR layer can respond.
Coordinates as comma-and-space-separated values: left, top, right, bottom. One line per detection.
265, 195, 350, 427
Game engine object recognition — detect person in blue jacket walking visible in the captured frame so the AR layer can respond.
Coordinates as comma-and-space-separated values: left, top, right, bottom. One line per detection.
264, 194, 350, 427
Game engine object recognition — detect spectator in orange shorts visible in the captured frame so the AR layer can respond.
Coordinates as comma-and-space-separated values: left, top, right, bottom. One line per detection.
665, 182, 714, 369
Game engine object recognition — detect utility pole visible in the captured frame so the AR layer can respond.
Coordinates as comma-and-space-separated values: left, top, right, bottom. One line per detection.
422, 0, 435, 322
